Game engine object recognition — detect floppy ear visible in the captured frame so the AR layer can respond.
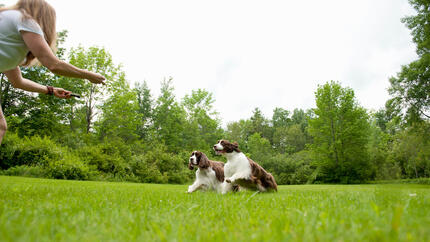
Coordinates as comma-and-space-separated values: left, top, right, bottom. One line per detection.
188, 161, 194, 170
232, 142, 240, 152
198, 153, 210, 169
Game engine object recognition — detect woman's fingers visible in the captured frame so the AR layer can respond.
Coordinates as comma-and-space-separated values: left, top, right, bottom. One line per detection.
89, 73, 106, 85
53, 88, 72, 99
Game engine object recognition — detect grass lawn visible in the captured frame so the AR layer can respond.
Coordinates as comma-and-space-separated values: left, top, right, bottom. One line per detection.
0, 176, 429, 241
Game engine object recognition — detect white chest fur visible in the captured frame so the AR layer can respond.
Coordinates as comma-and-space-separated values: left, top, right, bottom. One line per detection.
223, 152, 252, 179
188, 167, 223, 193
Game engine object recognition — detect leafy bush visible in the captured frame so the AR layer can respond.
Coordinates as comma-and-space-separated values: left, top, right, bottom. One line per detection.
44, 153, 96, 180
0, 133, 64, 169
264, 151, 314, 185
0, 165, 46, 178
135, 143, 191, 184
130, 155, 167, 183
0, 133, 97, 181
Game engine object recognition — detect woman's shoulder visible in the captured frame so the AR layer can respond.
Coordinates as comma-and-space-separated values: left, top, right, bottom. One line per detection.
1, 9, 23, 18
1, 9, 43, 36
0, 9, 24, 23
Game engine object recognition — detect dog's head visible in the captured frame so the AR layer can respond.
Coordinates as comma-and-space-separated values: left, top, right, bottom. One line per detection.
213, 140, 240, 155
188, 151, 210, 170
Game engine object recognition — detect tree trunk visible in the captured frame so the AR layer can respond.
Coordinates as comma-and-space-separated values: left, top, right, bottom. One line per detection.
86, 85, 94, 134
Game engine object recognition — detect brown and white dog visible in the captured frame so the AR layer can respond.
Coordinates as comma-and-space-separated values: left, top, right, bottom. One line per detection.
187, 151, 225, 193
213, 140, 278, 193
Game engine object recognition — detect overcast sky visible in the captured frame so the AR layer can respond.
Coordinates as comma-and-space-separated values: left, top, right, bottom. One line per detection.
2, 0, 418, 124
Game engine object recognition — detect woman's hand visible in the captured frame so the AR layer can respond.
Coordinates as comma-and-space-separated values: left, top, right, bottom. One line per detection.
86, 71, 106, 85
53, 87, 72, 99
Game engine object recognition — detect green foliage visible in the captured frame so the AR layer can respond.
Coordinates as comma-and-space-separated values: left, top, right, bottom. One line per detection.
0, 133, 64, 169
390, 123, 430, 178
247, 133, 272, 163
134, 81, 153, 140
182, 89, 223, 151
96, 83, 141, 143
0, 133, 98, 180
368, 117, 402, 180
388, 54, 430, 123
309, 81, 371, 183
0, 165, 46, 178
67, 46, 124, 133
388, 0, 430, 123
152, 78, 187, 152
135, 143, 190, 184
45, 154, 94, 180
402, 0, 430, 56
225, 119, 252, 151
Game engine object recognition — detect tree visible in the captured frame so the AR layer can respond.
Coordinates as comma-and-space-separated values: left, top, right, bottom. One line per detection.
309, 81, 371, 183
96, 74, 141, 144
134, 81, 153, 140
388, 0, 430, 123
152, 77, 187, 152
390, 123, 430, 178
67, 46, 122, 134
272, 107, 291, 128
247, 133, 272, 164
402, 0, 430, 56
182, 89, 223, 151
249, 108, 272, 140
388, 55, 430, 122
225, 119, 252, 152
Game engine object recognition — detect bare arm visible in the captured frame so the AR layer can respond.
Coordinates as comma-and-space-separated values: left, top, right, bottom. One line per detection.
21, 31, 106, 85
4, 67, 71, 99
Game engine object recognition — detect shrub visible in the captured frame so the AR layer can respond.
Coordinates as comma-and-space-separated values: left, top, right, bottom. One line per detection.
132, 143, 191, 184
0, 165, 46, 178
0, 133, 64, 169
44, 154, 95, 180
130, 155, 168, 184
75, 138, 135, 179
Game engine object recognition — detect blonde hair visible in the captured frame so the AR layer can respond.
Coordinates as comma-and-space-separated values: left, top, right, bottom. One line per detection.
0, 0, 57, 66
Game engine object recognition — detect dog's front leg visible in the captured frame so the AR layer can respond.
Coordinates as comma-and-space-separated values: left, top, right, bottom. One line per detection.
225, 173, 250, 184
221, 181, 233, 194
188, 181, 204, 193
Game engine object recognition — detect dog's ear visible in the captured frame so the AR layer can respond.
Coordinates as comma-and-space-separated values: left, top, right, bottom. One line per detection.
232, 142, 240, 152
198, 152, 210, 169
188, 161, 194, 170
266, 173, 278, 191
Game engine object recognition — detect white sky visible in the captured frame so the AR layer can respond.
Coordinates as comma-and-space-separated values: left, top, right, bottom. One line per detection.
2, 0, 418, 124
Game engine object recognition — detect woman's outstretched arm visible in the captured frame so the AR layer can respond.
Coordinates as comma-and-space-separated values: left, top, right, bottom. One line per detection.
21, 31, 106, 85
4, 67, 72, 98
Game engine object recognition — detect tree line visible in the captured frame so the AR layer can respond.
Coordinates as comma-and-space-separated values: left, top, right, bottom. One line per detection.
1, 0, 429, 184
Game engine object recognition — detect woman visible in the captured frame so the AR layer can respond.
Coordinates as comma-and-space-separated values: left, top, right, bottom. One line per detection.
0, 0, 106, 144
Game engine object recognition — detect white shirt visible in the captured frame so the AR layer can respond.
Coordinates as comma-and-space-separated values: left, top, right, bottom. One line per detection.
0, 10, 44, 72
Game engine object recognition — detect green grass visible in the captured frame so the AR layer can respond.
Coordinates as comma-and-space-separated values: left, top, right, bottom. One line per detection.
1, 176, 429, 241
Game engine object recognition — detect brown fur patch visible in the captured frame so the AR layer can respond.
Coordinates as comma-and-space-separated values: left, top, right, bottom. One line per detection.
211, 161, 225, 183
216, 140, 241, 153
248, 157, 278, 191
